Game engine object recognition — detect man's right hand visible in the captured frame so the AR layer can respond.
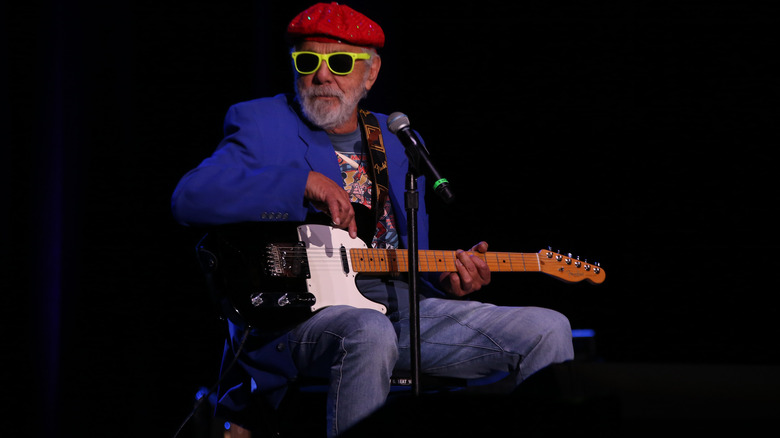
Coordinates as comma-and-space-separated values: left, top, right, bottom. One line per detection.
304, 171, 358, 239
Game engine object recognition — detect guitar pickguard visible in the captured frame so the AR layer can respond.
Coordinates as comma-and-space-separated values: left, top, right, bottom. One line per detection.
297, 224, 387, 314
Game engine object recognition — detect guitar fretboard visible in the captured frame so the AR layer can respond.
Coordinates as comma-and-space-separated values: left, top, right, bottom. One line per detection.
349, 249, 542, 274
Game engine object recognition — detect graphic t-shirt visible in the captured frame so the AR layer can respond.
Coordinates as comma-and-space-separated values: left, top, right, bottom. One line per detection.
328, 129, 399, 249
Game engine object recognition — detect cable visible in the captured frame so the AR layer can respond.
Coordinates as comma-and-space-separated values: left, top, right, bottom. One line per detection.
172, 326, 251, 438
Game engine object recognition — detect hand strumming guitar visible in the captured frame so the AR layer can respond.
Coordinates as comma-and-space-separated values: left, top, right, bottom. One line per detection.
305, 171, 358, 239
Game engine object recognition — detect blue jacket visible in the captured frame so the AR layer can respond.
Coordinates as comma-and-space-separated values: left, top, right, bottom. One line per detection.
171, 94, 431, 414
172, 93, 430, 248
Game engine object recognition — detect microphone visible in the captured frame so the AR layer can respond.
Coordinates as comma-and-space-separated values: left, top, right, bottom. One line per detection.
387, 112, 455, 204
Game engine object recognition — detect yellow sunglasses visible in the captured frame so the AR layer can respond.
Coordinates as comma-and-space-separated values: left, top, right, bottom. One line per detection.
291, 51, 371, 75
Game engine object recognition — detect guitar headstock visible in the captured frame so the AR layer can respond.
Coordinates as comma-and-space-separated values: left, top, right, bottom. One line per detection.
537, 249, 605, 284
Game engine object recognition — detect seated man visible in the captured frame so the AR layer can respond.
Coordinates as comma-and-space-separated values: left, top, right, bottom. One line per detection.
171, 3, 574, 437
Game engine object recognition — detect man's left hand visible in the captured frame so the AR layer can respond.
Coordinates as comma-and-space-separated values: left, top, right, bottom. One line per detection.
439, 241, 492, 297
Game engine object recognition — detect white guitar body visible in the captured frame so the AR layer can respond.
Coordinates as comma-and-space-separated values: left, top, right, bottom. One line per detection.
297, 224, 388, 314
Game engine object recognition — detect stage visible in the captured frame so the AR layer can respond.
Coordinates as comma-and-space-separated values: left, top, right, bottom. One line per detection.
5, 0, 779, 436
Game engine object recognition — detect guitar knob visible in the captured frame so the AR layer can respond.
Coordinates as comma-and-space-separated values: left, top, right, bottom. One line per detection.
250, 292, 264, 307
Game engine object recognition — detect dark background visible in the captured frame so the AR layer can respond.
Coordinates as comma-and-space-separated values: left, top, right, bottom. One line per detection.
4, 0, 779, 436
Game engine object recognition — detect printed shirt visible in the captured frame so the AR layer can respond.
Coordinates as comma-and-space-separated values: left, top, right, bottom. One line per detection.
328, 129, 399, 249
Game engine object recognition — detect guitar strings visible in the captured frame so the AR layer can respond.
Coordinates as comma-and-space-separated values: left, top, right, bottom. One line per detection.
269, 247, 546, 262
266, 247, 602, 281
268, 247, 553, 273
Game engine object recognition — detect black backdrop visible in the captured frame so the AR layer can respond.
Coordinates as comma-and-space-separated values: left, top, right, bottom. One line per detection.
5, 1, 779, 436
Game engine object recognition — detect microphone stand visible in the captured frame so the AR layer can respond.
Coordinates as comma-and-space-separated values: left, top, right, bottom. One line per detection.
404, 143, 453, 398
389, 112, 454, 397
404, 169, 422, 397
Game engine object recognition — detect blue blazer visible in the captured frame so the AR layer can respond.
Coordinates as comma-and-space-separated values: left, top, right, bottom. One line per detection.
172, 93, 430, 251
171, 94, 432, 413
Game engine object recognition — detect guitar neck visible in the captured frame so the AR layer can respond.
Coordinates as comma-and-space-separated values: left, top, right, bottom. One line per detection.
350, 248, 541, 274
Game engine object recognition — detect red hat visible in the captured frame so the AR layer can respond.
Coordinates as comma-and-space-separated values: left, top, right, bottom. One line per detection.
287, 2, 385, 48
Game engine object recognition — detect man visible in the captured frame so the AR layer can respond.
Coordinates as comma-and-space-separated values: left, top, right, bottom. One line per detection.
172, 3, 574, 437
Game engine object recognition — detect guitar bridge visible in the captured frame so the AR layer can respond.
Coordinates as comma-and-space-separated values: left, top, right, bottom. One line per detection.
265, 242, 310, 278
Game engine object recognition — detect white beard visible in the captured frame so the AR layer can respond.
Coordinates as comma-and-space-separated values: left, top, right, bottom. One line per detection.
296, 80, 368, 131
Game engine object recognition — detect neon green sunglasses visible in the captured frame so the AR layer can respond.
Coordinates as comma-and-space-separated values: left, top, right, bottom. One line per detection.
291, 51, 371, 75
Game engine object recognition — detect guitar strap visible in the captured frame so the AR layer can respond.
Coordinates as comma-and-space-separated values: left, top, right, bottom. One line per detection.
357, 109, 389, 225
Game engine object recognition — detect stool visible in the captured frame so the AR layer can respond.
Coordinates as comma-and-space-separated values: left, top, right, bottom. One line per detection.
215, 371, 513, 437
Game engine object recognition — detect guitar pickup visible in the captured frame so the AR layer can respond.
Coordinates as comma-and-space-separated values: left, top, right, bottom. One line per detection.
265, 242, 311, 278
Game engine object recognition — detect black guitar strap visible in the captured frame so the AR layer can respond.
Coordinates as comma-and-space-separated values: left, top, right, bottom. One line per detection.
358, 109, 389, 225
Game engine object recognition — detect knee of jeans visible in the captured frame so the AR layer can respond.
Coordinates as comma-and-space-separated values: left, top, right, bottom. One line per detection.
540, 308, 574, 358
550, 309, 572, 336
342, 308, 398, 356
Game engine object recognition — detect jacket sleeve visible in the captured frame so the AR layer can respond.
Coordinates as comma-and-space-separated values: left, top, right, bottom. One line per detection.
171, 99, 313, 226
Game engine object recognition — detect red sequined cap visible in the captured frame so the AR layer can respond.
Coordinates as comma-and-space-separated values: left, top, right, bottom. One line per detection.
287, 2, 385, 48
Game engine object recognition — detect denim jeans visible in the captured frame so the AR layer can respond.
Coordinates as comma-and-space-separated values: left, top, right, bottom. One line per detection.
288, 277, 574, 437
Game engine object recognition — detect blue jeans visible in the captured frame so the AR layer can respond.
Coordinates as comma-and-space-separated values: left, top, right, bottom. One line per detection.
288, 277, 574, 437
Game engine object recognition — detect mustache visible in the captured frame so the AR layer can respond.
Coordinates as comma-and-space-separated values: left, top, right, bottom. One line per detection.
300, 85, 345, 100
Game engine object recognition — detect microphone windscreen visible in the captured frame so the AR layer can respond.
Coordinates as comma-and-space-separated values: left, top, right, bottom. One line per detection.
386, 112, 410, 134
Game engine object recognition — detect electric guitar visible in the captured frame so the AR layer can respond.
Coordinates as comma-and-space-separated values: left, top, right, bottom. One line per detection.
197, 209, 605, 329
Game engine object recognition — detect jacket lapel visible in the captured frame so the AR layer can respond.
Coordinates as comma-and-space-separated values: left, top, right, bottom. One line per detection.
296, 114, 343, 184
